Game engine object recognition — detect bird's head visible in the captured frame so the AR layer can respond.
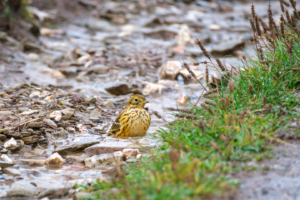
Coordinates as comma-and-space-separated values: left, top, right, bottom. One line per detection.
127, 94, 148, 108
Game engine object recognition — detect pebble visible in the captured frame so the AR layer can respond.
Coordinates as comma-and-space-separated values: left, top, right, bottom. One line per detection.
45, 153, 65, 165
49, 111, 62, 121
27, 121, 45, 128
17, 107, 29, 112
66, 127, 76, 133
44, 119, 57, 128
123, 149, 141, 160
176, 93, 189, 105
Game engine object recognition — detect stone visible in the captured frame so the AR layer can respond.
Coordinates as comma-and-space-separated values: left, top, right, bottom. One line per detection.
85, 151, 123, 167
4, 168, 21, 176
66, 127, 76, 133
175, 24, 193, 46
1, 154, 13, 163
158, 61, 181, 80
49, 111, 62, 121
103, 100, 115, 108
60, 108, 75, 119
143, 82, 169, 95
21, 159, 45, 166
90, 109, 102, 118
0, 161, 14, 168
0, 134, 6, 141
123, 149, 140, 160
27, 121, 45, 128
22, 135, 40, 144
44, 119, 57, 128
54, 140, 100, 155
4, 138, 17, 149
6, 181, 38, 197
32, 146, 45, 156
136, 154, 142, 159
211, 39, 245, 55
176, 94, 189, 105
104, 82, 129, 95
18, 107, 29, 112
0, 111, 13, 116
2, 174, 14, 182
45, 153, 65, 165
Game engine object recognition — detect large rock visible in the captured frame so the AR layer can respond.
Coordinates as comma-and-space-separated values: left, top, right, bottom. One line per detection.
6, 181, 38, 197
54, 140, 100, 155
211, 39, 245, 55
104, 82, 129, 95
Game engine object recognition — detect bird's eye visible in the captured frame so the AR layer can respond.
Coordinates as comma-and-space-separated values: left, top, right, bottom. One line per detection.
134, 98, 138, 101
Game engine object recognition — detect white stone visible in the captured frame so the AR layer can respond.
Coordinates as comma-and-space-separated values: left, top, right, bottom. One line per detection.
4, 138, 17, 149
49, 111, 62, 122
45, 153, 64, 165
1, 154, 13, 163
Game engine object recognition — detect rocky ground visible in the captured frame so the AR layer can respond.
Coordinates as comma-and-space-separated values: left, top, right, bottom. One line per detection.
0, 0, 295, 199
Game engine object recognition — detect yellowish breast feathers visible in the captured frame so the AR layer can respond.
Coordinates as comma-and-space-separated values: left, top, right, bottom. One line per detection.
107, 94, 151, 138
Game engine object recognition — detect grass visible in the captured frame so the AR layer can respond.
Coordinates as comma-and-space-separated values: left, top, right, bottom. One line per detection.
79, 1, 300, 199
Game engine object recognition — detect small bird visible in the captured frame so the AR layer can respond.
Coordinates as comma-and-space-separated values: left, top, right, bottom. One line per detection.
107, 94, 151, 138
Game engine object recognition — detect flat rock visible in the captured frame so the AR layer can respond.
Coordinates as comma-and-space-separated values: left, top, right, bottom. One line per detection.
0, 161, 14, 168
104, 82, 129, 95
4, 168, 21, 176
54, 140, 100, 155
84, 139, 158, 155
7, 180, 38, 197
211, 39, 245, 55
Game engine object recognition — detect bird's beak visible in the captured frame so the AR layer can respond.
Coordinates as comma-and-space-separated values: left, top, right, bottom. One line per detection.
142, 101, 149, 104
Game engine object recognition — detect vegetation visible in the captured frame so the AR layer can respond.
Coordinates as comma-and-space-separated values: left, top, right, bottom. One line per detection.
80, 1, 300, 199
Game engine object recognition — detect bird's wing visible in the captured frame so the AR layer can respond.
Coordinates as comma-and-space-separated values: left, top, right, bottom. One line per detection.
107, 109, 127, 136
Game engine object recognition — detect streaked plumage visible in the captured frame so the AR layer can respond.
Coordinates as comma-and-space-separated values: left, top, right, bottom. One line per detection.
107, 94, 151, 138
